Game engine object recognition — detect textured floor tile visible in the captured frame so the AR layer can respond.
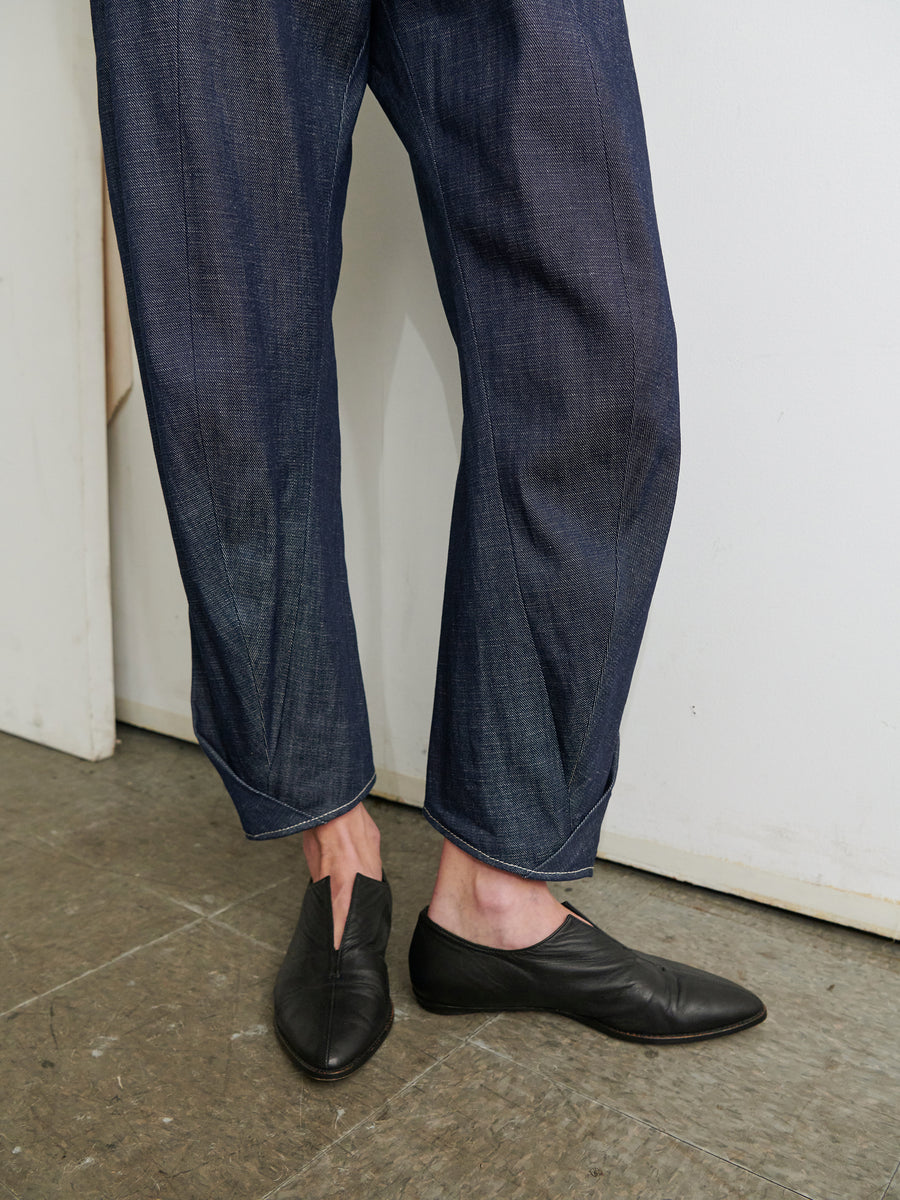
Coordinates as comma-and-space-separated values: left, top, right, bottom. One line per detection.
628, 869, 900, 969
0, 839, 193, 1014
470, 889, 900, 1200
0, 727, 201, 835
0, 921, 455, 1200
271, 1043, 807, 1200
551, 858, 669, 916
882, 1164, 900, 1199
0, 727, 301, 916
2, 726, 896, 1200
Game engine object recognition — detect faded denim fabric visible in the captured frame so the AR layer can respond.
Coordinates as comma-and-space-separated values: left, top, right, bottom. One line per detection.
89, 0, 680, 879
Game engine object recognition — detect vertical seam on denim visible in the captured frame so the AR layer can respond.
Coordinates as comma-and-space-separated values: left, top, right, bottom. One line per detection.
174, 0, 270, 767
535, 737, 617, 870
266, 34, 369, 771
562, 3, 639, 799
100, 10, 217, 760
378, 7, 566, 784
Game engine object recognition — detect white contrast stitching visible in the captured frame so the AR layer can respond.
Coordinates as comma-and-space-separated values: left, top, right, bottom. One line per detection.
422, 807, 599, 878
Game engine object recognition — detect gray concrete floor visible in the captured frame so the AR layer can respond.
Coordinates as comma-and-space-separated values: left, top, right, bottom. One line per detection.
1, 724, 898, 1200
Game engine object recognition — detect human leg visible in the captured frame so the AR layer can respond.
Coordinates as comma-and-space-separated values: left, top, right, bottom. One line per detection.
90, 0, 377, 841
370, 0, 764, 1040
89, 0, 764, 1081
369, 0, 680, 881
89, 0, 390, 1076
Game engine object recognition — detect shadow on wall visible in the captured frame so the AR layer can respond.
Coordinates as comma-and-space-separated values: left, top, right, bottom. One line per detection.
333, 90, 463, 774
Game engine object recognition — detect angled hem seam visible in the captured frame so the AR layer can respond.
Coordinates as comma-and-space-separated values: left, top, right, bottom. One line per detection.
421, 807, 596, 881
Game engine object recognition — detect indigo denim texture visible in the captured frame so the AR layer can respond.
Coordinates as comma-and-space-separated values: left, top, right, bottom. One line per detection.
90, 0, 680, 879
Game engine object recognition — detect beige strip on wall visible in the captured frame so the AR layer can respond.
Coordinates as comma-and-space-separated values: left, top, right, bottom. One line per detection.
102, 161, 133, 423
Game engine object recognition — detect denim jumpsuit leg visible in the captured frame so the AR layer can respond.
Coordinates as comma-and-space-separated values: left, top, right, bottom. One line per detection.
371, 0, 681, 878
90, 0, 378, 837
89, 0, 680, 878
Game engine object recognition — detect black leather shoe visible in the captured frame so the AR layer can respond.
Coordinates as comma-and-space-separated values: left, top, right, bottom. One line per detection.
409, 903, 766, 1044
274, 873, 393, 1080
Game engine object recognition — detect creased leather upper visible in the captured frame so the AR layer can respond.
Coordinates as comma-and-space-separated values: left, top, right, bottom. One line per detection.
409, 904, 765, 1041
274, 874, 392, 1074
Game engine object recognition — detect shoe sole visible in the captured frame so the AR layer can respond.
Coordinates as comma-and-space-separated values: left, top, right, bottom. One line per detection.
274, 1003, 395, 1081
412, 992, 767, 1045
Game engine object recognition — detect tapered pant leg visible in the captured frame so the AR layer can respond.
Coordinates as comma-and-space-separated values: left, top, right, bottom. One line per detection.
369, 0, 681, 877
89, 0, 377, 835
91, 0, 679, 874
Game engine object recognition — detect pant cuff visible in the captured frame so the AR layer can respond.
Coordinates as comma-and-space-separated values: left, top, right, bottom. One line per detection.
421, 740, 618, 880
197, 733, 376, 840
420, 806, 596, 881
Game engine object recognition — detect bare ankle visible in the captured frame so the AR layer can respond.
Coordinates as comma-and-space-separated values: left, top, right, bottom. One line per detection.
428, 839, 575, 950
303, 803, 382, 884
301, 803, 382, 949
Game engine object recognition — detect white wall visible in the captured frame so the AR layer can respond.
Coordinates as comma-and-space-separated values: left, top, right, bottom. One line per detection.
0, 4, 115, 761
336, 99, 462, 804
109, 2, 900, 935
605, 0, 900, 934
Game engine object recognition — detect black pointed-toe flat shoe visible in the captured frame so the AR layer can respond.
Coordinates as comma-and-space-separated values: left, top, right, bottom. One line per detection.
274, 873, 393, 1081
409, 902, 766, 1044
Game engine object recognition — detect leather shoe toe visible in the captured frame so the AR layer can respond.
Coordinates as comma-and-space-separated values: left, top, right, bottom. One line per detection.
274, 873, 393, 1080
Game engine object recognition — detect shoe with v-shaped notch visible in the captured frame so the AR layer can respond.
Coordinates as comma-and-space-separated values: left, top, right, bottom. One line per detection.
274, 873, 393, 1080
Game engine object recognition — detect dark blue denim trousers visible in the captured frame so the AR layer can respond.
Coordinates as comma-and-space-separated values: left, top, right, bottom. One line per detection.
90, 0, 680, 880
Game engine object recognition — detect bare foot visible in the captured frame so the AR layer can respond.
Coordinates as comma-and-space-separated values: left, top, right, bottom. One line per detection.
303, 803, 382, 948
426, 839, 591, 950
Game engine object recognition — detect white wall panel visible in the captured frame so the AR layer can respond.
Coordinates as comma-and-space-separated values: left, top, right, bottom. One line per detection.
0, 4, 114, 760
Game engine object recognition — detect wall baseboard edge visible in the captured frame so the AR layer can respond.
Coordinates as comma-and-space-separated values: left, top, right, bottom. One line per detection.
596, 830, 899, 941
371, 769, 899, 941
116, 698, 196, 745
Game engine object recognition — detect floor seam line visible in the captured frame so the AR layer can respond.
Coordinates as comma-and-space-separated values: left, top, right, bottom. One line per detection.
255, 1021, 497, 1199
0, 918, 204, 1018
467, 1038, 820, 1200
207, 916, 281, 955
11, 835, 209, 915
14, 835, 290, 922
879, 1158, 900, 1200
205, 874, 295, 919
